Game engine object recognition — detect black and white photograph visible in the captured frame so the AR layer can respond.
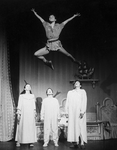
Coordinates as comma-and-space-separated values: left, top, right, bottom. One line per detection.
0, 0, 117, 150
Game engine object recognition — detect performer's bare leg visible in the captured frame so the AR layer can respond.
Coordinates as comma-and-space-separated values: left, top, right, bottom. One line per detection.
80, 134, 84, 145
34, 47, 54, 70
59, 47, 81, 65
80, 134, 85, 149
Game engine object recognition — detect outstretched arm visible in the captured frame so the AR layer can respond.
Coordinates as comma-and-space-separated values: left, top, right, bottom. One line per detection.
63, 13, 81, 25
31, 8, 45, 23
53, 91, 61, 98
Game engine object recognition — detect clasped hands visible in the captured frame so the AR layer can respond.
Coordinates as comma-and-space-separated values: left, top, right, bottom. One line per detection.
79, 113, 84, 119
64, 113, 83, 119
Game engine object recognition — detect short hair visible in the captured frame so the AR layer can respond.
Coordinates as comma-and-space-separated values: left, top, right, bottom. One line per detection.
46, 88, 53, 95
73, 80, 80, 85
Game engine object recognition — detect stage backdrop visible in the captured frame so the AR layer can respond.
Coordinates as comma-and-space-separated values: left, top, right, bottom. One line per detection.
19, 36, 117, 113
12, 7, 117, 113
4, 3, 117, 113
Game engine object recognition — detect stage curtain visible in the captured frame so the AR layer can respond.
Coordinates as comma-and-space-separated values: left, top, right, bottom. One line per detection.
0, 24, 16, 141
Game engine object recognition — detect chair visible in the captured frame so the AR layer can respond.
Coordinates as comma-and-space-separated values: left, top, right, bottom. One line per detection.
86, 112, 104, 140
100, 97, 117, 139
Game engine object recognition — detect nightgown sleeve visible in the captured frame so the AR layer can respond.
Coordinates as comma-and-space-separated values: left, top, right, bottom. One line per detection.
16, 95, 22, 115
56, 98, 60, 120
65, 91, 70, 115
80, 90, 87, 115
33, 95, 37, 118
40, 99, 45, 121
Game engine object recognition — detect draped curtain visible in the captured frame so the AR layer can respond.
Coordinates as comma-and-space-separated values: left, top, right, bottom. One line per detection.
0, 25, 15, 141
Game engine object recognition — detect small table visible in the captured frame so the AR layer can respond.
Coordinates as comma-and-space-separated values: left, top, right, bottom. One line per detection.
87, 121, 109, 140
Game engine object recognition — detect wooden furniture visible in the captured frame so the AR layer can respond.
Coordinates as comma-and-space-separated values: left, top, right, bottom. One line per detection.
36, 118, 106, 141
59, 99, 105, 141
86, 112, 104, 140
100, 97, 117, 139
37, 98, 117, 141
36, 122, 44, 140
87, 121, 105, 140
58, 121, 105, 141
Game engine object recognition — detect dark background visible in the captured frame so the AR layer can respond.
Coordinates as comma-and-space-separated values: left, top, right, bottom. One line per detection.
1, 0, 117, 105
2, 0, 117, 65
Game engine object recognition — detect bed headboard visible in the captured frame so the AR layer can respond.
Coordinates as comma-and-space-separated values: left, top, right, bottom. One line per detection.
100, 97, 117, 123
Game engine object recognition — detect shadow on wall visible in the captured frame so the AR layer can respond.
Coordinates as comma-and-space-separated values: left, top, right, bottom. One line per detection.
100, 69, 117, 96
89, 106, 96, 113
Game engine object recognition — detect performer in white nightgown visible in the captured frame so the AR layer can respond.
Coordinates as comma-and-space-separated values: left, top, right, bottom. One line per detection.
15, 83, 37, 147
65, 80, 87, 149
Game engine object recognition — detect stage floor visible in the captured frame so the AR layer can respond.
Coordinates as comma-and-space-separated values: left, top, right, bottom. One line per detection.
0, 139, 117, 150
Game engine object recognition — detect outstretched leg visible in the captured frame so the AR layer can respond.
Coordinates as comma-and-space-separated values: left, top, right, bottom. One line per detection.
34, 47, 54, 70
59, 47, 81, 65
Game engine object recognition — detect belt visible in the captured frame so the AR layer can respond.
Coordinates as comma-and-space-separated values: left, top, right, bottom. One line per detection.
47, 39, 59, 43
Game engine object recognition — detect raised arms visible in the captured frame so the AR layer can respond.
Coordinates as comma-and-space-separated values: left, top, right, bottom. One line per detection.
31, 8, 45, 23
62, 13, 81, 25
